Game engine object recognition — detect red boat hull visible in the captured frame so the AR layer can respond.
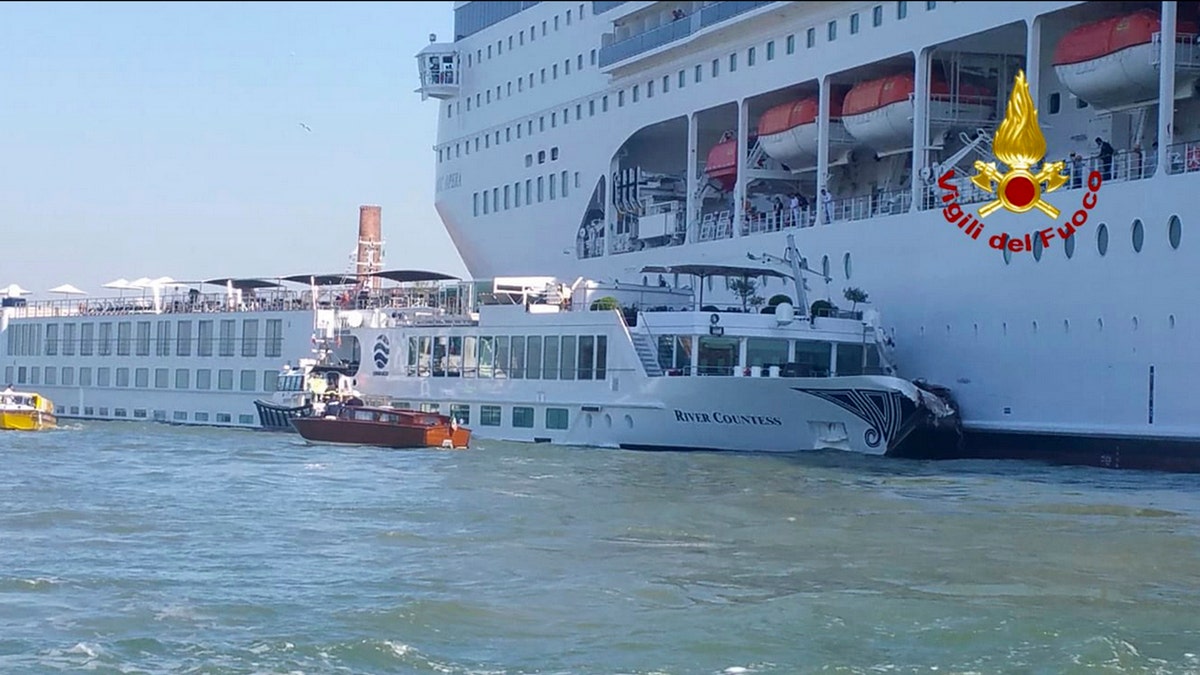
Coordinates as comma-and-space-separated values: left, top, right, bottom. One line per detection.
291, 416, 471, 449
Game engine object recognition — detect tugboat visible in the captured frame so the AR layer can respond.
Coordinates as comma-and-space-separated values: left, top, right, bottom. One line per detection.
290, 403, 470, 450
254, 359, 362, 431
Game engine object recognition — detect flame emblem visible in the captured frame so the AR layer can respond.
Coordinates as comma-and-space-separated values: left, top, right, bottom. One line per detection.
971, 70, 1067, 219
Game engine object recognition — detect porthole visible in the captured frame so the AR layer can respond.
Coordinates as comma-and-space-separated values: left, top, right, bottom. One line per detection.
1169, 215, 1182, 250
843, 252, 853, 279
1097, 223, 1109, 256
1032, 231, 1044, 260
822, 255, 830, 278
1132, 218, 1144, 252
1002, 246, 1012, 265
623, 414, 633, 429
1064, 231, 1075, 258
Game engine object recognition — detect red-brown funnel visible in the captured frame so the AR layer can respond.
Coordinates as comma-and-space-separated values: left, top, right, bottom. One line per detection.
356, 205, 383, 290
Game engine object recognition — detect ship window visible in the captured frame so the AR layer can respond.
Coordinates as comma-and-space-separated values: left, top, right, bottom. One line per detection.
62, 366, 74, 386
897, 0, 908, 18
748, 46, 756, 66
678, 70, 685, 88
647, 80, 654, 98
480, 405, 501, 426
602, 95, 609, 112
512, 406, 534, 428
550, 173, 557, 199
873, 5, 883, 26
1169, 214, 1182, 249
44, 366, 56, 386
552, 64, 558, 79
97, 367, 110, 387
262, 370, 278, 392
596, 335, 607, 379
134, 321, 150, 356
546, 408, 569, 430
729, 53, 737, 72
537, 176, 545, 202
450, 403, 470, 425
694, 64, 702, 83
482, 191, 489, 214
560, 336, 577, 380
525, 179, 532, 204
538, 150, 545, 164
828, 20, 837, 41
632, 84, 639, 102
197, 369, 211, 390
1032, 231, 1044, 261
540, 68, 546, 83
216, 413, 231, 423
504, 185, 511, 209
1097, 223, 1109, 256
526, 336, 542, 379
843, 252, 853, 279
514, 181, 522, 207
578, 335, 595, 380
194, 411, 208, 422
155, 368, 169, 388
618, 90, 625, 106
1048, 92, 1060, 114
786, 34, 795, 54
473, 192, 479, 216
807, 28, 815, 48
711, 59, 719, 77
135, 367, 148, 388
519, 30, 524, 44
218, 369, 233, 390
551, 147, 559, 160
850, 13, 859, 34
1075, 97, 1088, 109
1132, 218, 1145, 252
578, 54, 583, 70
44, 324, 58, 356
543, 336, 560, 379
510, 336, 526, 378
175, 369, 190, 389
766, 41, 775, 60
925, 1, 936, 9
576, 103, 582, 120
589, 99, 595, 116
574, 172, 580, 189
1065, 230, 1076, 258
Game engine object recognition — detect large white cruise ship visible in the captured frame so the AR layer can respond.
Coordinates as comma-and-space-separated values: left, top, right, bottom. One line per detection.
416, 1, 1200, 470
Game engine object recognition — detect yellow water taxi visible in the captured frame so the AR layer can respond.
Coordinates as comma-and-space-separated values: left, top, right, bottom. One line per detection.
0, 390, 58, 431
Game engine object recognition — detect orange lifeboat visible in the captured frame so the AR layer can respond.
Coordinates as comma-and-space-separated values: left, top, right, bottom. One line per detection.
841, 72, 991, 154
1053, 10, 1200, 110
704, 133, 740, 191
756, 89, 853, 169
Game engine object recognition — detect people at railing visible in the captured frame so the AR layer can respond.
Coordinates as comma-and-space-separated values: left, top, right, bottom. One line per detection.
1096, 137, 1115, 181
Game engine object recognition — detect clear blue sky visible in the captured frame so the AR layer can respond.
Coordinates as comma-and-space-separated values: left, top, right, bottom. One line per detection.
0, 1, 465, 297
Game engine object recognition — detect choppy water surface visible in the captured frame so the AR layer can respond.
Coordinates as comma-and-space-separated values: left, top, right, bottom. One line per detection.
1, 423, 1199, 674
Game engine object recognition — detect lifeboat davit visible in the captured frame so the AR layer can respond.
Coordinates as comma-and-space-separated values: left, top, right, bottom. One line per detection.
1053, 10, 1200, 111
756, 89, 855, 170
841, 73, 992, 155
704, 134, 740, 191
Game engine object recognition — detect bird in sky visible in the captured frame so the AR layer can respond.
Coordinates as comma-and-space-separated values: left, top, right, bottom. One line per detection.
299, 122, 312, 132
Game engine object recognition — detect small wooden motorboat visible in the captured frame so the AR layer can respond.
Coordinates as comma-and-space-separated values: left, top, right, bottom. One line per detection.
0, 389, 58, 431
290, 404, 470, 449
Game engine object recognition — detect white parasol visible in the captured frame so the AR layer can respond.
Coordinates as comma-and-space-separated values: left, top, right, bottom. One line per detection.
0, 283, 30, 297
48, 283, 87, 297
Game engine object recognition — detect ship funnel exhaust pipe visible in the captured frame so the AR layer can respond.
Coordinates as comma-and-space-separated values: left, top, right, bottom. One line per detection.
357, 205, 383, 291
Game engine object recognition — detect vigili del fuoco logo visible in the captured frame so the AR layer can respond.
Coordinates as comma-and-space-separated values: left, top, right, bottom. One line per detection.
937, 70, 1102, 254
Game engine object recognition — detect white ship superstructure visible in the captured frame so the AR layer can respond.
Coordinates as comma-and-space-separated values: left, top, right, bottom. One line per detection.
0, 206, 386, 429
420, 1, 1200, 470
